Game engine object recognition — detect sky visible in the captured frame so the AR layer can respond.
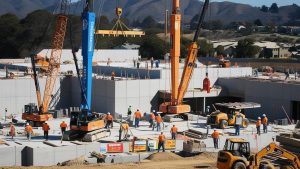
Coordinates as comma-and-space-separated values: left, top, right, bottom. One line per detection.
209, 0, 299, 7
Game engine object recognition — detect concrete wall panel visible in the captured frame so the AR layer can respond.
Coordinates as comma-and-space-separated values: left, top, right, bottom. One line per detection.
0, 146, 15, 166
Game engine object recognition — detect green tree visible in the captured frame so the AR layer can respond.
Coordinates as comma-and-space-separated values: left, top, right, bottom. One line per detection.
139, 34, 167, 59
198, 40, 214, 57
269, 3, 279, 13
0, 13, 23, 58
236, 38, 261, 58
260, 5, 269, 12
215, 45, 225, 55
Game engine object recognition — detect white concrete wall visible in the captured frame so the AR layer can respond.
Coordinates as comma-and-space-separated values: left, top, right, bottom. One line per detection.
38, 49, 139, 63
218, 78, 300, 121
0, 77, 61, 117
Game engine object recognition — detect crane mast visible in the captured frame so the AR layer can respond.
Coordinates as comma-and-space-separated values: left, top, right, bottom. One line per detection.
159, 0, 209, 114
22, 0, 68, 125
80, 0, 95, 112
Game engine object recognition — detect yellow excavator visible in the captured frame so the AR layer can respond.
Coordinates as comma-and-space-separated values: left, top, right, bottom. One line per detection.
217, 138, 300, 169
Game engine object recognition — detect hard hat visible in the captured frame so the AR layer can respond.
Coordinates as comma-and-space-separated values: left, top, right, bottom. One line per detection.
262, 114, 266, 117
26, 123, 29, 125
107, 112, 110, 115
258, 117, 261, 119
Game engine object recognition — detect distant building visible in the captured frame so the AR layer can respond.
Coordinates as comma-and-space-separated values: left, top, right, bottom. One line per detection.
212, 41, 292, 58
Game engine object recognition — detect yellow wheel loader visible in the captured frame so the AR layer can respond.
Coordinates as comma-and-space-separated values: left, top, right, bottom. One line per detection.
207, 102, 261, 129
217, 138, 300, 169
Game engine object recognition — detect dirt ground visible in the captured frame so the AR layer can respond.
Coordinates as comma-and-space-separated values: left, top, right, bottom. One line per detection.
2, 152, 218, 169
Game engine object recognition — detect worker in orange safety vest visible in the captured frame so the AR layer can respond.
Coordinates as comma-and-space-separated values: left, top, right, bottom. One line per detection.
25, 123, 33, 141
9, 122, 16, 140
158, 132, 166, 152
42, 122, 50, 140
256, 117, 261, 135
170, 125, 178, 140
60, 121, 68, 134
149, 111, 155, 128
134, 109, 142, 128
211, 130, 220, 149
262, 114, 268, 133
105, 112, 113, 129
155, 114, 163, 131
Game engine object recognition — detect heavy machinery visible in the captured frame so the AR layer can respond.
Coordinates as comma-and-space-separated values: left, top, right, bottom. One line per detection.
22, 1, 68, 126
63, 0, 109, 141
217, 138, 300, 169
159, 0, 210, 114
206, 102, 261, 129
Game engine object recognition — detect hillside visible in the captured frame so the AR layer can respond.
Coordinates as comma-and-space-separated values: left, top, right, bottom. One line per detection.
0, 0, 58, 18
1, 0, 299, 25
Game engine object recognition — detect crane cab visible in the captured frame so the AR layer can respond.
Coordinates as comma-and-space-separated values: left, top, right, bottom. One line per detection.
22, 103, 53, 126
70, 109, 105, 132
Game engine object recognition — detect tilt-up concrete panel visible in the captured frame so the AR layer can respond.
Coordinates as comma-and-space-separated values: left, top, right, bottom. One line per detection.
53, 145, 77, 164
0, 146, 16, 166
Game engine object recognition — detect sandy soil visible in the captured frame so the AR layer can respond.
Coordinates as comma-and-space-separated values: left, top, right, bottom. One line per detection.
3, 152, 218, 169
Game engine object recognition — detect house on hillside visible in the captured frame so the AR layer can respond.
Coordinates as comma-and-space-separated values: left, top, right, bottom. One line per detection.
256, 42, 292, 58
212, 41, 238, 57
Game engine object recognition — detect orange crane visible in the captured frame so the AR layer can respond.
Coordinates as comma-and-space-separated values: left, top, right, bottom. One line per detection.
22, 1, 68, 126
159, 0, 210, 114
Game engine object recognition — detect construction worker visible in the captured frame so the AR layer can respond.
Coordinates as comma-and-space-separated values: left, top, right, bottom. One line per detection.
105, 112, 113, 129
60, 121, 68, 134
25, 123, 33, 141
128, 106, 132, 116
256, 117, 261, 135
9, 122, 15, 140
149, 111, 155, 128
262, 114, 268, 133
111, 71, 115, 80
211, 130, 220, 149
134, 109, 142, 128
235, 112, 243, 136
155, 114, 163, 131
121, 121, 129, 140
42, 122, 50, 140
158, 132, 166, 152
170, 125, 178, 140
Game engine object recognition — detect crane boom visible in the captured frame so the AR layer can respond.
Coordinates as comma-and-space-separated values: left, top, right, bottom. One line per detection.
42, 15, 68, 113
177, 0, 209, 104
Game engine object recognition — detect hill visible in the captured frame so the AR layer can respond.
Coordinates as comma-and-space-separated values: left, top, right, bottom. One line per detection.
0, 0, 58, 18
1, 0, 299, 25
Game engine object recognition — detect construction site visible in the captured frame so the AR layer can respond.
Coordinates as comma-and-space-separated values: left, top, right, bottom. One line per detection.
0, 0, 300, 169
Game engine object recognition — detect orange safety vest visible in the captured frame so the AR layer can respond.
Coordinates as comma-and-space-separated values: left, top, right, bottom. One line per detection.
256, 120, 261, 127
60, 122, 67, 128
155, 116, 162, 123
134, 111, 142, 119
42, 124, 50, 131
106, 114, 113, 121
158, 134, 166, 141
170, 127, 178, 133
262, 117, 268, 125
211, 131, 219, 139
150, 113, 155, 120
25, 126, 33, 133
